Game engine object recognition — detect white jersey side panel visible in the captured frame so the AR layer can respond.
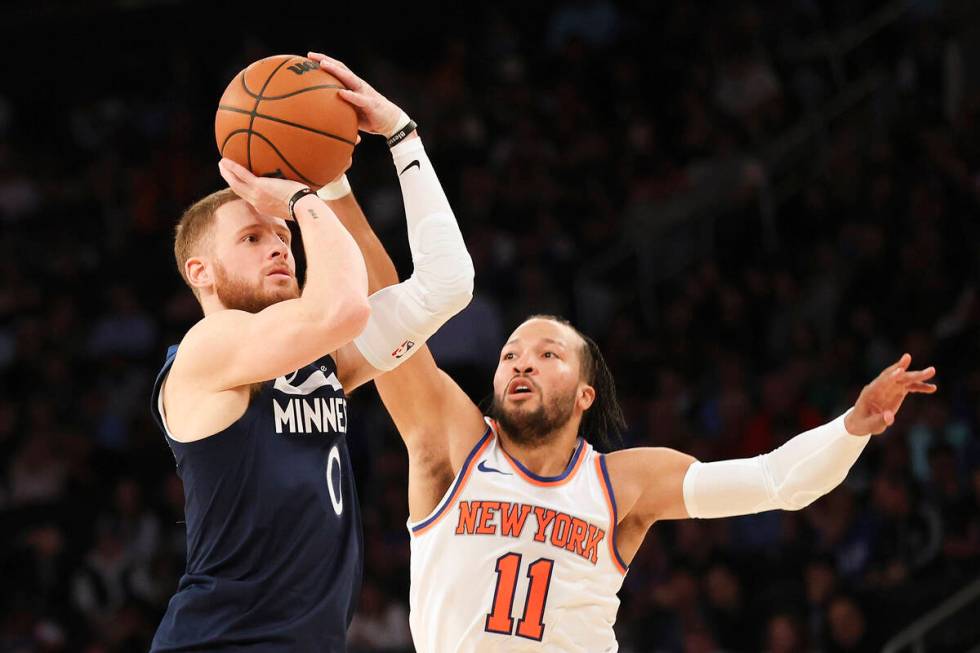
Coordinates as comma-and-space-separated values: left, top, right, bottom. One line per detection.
408, 422, 628, 652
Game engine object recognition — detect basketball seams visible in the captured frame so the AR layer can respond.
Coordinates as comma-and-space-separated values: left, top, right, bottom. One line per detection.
218, 105, 357, 146
220, 55, 354, 185
239, 74, 344, 101
220, 128, 250, 154
240, 70, 259, 98
246, 57, 296, 172
248, 132, 319, 187
254, 84, 347, 100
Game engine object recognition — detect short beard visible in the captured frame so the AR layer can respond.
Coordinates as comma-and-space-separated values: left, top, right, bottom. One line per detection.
214, 262, 298, 314
489, 385, 577, 447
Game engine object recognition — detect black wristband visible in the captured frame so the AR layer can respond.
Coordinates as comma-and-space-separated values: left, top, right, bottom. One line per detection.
386, 119, 418, 148
287, 187, 315, 221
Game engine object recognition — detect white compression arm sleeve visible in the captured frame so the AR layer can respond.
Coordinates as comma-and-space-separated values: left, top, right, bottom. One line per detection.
353, 137, 474, 371
682, 411, 870, 519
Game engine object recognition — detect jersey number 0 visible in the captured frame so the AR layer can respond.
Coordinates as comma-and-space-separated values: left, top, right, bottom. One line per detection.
485, 553, 555, 641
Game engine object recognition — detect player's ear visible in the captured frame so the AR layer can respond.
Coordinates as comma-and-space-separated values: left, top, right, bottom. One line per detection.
578, 384, 595, 411
186, 257, 213, 291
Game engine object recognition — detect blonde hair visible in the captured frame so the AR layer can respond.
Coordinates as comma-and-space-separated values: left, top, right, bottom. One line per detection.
173, 188, 240, 296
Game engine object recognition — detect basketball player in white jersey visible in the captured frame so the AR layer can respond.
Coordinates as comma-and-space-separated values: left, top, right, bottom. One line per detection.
310, 55, 939, 653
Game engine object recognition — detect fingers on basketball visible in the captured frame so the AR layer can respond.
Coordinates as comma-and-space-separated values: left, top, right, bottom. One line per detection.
314, 56, 361, 89
337, 88, 363, 104
218, 160, 245, 191
221, 157, 254, 182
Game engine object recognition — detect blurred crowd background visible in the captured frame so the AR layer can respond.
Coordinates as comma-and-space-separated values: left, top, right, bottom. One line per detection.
2, 1, 980, 651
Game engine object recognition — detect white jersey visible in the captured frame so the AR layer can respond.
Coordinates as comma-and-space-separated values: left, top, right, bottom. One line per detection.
408, 420, 628, 652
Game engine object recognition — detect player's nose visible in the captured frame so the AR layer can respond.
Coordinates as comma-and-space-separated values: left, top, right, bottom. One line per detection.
512, 359, 535, 375
269, 239, 289, 260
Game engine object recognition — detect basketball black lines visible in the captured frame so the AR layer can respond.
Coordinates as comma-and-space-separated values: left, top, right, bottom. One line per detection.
221, 57, 352, 185
217, 105, 356, 146
239, 82, 348, 101
245, 57, 292, 171
219, 130, 320, 185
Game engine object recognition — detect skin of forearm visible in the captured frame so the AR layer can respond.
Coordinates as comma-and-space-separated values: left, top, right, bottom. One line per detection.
293, 195, 369, 307
327, 193, 399, 293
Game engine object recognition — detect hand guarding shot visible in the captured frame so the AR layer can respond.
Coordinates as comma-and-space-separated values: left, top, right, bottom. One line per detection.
307, 52, 405, 136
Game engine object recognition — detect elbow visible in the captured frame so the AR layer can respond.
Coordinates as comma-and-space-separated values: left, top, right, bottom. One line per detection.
779, 481, 842, 511
442, 253, 476, 313
417, 255, 475, 318
445, 264, 475, 315
311, 293, 371, 343
338, 295, 372, 339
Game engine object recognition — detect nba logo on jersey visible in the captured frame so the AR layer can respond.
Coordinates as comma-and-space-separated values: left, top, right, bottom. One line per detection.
408, 420, 628, 652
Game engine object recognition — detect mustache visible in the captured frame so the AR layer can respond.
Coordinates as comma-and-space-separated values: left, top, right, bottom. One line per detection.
505, 375, 541, 394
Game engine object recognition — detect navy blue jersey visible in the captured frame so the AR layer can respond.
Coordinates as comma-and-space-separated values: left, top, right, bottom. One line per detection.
149, 345, 362, 652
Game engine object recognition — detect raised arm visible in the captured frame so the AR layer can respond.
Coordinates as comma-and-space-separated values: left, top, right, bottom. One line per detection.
328, 186, 483, 466
173, 161, 370, 392
607, 354, 937, 560
308, 55, 485, 500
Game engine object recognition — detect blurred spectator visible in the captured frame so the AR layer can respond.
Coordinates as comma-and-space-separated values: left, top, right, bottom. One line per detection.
803, 556, 839, 644
825, 594, 878, 652
863, 471, 942, 591
702, 563, 752, 651
764, 612, 808, 653
347, 581, 412, 653
97, 478, 160, 565
86, 285, 157, 359
7, 434, 67, 508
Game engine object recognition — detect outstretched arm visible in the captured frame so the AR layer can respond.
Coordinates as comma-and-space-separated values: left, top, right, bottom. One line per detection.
314, 54, 474, 390
326, 173, 484, 471
314, 55, 486, 519
608, 355, 937, 553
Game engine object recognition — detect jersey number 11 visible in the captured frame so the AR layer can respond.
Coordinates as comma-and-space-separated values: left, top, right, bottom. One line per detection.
485, 553, 555, 641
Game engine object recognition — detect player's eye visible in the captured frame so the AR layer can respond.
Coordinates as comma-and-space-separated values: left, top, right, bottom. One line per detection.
502, 352, 515, 360
242, 234, 257, 243
543, 351, 557, 359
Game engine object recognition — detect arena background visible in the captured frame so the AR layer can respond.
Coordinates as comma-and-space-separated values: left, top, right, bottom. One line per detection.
2, 1, 980, 651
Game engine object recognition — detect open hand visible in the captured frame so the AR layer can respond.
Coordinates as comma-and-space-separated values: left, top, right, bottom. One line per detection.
307, 52, 404, 136
218, 158, 308, 220
845, 354, 937, 435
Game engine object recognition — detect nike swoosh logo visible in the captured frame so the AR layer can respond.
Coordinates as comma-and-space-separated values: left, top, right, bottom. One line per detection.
400, 160, 421, 175
477, 460, 511, 475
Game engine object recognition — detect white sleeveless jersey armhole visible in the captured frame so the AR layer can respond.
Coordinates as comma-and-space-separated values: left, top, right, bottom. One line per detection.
408, 419, 627, 652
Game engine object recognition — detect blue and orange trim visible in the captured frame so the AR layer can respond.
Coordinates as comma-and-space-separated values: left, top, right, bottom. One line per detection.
596, 455, 628, 575
500, 437, 587, 487
410, 427, 492, 536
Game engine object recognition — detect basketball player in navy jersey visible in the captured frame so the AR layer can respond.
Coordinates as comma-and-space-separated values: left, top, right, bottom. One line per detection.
149, 60, 474, 651
308, 55, 940, 652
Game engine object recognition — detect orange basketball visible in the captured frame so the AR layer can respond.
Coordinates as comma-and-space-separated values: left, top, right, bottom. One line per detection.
215, 55, 357, 187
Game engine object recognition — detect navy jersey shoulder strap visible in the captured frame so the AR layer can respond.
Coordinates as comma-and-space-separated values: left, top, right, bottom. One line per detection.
150, 345, 179, 435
